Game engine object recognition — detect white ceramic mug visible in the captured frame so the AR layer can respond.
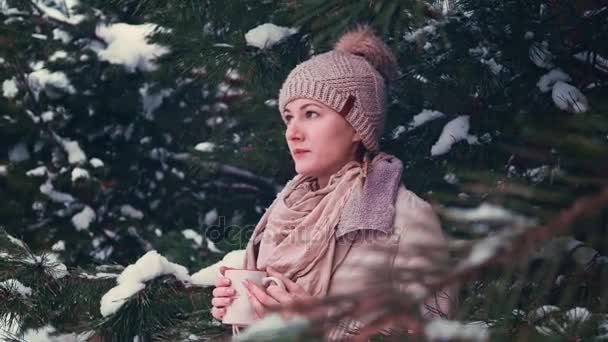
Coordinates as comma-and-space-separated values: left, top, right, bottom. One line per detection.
222, 269, 285, 326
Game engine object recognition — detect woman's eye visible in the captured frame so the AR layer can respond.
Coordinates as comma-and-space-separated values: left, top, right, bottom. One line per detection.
284, 114, 293, 123
305, 111, 319, 118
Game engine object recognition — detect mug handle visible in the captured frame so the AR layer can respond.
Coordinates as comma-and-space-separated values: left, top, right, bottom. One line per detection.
262, 276, 285, 290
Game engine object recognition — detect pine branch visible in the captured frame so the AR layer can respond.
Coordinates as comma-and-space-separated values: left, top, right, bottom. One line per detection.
290, 0, 439, 46
187, 158, 281, 196
267, 186, 608, 339
0, 231, 222, 341
23, 0, 106, 44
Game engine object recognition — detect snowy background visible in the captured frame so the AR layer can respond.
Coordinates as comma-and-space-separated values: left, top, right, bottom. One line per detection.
1, 0, 607, 340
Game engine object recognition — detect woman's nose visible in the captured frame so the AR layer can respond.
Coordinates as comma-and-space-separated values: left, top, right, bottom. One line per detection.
286, 121, 303, 141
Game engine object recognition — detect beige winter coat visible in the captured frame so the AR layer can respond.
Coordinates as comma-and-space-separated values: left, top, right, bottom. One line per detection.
325, 184, 453, 339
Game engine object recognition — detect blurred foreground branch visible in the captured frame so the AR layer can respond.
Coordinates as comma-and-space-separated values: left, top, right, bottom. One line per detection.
267, 185, 608, 341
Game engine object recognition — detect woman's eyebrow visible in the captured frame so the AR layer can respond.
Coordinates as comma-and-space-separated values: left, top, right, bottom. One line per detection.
284, 103, 321, 113
301, 103, 321, 110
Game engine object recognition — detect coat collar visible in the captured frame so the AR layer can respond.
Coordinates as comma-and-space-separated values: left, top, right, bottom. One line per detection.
335, 155, 403, 238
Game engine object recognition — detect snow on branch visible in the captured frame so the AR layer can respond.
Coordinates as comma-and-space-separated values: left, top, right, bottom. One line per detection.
431, 115, 479, 156
93, 23, 170, 73
99, 250, 190, 317
245, 23, 298, 49
27, 0, 86, 26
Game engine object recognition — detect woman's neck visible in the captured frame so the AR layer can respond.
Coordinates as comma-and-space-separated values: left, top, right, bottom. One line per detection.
316, 176, 329, 189
314, 146, 367, 190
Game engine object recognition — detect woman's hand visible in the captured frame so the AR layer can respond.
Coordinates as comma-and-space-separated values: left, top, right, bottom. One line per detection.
210, 266, 237, 322
243, 266, 315, 320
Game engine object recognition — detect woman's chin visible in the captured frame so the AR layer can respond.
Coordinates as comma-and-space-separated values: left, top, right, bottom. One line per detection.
294, 165, 317, 177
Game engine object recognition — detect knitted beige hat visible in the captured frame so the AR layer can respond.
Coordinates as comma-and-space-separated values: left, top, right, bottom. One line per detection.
278, 25, 399, 152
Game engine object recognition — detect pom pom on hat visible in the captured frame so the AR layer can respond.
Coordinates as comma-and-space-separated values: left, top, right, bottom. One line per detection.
334, 25, 400, 81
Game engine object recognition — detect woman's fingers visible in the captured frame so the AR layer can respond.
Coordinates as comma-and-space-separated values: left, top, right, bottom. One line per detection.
211, 296, 234, 308
245, 280, 279, 306
267, 267, 309, 298
211, 306, 225, 321
247, 289, 266, 319
266, 284, 294, 304
212, 286, 235, 297
244, 280, 279, 318
214, 276, 231, 287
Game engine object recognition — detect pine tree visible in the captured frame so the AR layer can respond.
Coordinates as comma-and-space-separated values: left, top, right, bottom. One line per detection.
1, 0, 607, 340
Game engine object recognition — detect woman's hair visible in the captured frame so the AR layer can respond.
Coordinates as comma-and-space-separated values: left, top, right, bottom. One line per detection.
278, 25, 399, 153
355, 142, 367, 162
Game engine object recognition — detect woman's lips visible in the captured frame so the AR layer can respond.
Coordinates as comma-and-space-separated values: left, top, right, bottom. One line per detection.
293, 149, 310, 158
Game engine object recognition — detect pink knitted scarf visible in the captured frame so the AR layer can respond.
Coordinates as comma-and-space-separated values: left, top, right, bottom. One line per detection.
243, 152, 403, 297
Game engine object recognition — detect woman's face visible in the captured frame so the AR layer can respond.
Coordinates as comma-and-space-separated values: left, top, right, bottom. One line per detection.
282, 98, 361, 186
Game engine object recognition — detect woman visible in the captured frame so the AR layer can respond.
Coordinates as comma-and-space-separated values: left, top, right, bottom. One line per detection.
211, 25, 452, 339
